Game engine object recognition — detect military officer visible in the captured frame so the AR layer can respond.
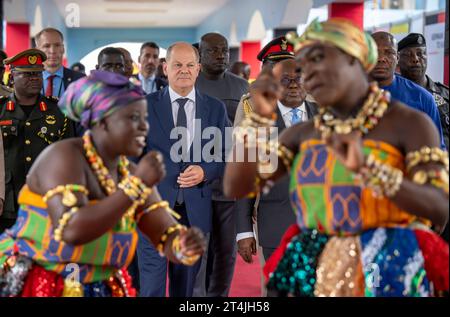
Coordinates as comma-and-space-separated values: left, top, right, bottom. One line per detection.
0, 48, 75, 233
398, 33, 449, 243
398, 33, 449, 151
234, 36, 297, 127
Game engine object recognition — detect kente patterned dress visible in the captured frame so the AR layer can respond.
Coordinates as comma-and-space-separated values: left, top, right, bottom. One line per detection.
264, 139, 449, 297
0, 186, 137, 297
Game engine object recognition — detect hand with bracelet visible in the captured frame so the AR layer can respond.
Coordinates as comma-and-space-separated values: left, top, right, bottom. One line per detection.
135, 191, 207, 266
324, 128, 448, 230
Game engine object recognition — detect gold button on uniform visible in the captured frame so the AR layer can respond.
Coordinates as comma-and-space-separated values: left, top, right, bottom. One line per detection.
26, 157, 32, 162
25, 122, 31, 126
25, 140, 31, 145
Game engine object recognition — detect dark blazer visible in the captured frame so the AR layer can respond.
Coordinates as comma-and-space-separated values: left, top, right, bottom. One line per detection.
236, 101, 317, 248
62, 67, 85, 90
146, 87, 230, 233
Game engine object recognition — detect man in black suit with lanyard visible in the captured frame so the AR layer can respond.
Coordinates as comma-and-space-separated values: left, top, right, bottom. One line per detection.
35, 28, 84, 99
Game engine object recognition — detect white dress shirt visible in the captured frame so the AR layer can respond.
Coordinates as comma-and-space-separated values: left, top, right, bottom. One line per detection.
139, 73, 157, 94
277, 101, 308, 127
169, 86, 196, 148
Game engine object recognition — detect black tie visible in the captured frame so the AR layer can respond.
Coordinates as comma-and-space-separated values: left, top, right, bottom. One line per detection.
176, 98, 189, 204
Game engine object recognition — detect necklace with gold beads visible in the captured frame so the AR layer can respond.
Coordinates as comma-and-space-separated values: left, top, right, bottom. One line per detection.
314, 82, 390, 138
82, 130, 136, 230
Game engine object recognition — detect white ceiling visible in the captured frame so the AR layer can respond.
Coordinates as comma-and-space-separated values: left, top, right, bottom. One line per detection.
54, 0, 229, 28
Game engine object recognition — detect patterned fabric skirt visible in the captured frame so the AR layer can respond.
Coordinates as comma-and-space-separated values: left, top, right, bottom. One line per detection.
0, 255, 136, 297
264, 225, 449, 297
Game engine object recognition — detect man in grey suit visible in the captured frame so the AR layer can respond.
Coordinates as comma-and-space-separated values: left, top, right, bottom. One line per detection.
235, 59, 317, 262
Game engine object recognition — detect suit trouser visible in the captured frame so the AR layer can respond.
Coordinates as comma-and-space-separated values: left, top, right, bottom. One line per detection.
194, 200, 237, 297
137, 203, 203, 297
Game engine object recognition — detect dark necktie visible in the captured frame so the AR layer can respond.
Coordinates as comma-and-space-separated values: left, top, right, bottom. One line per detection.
45, 75, 55, 97
175, 98, 189, 204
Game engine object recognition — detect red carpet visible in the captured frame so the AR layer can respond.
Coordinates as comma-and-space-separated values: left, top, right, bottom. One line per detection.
229, 253, 262, 297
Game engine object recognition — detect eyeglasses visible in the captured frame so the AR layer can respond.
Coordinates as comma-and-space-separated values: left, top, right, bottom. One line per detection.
280, 76, 302, 86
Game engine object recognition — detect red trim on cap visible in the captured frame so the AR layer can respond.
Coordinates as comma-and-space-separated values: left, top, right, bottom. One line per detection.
6, 100, 15, 111
261, 44, 294, 59
9, 54, 43, 67
39, 101, 47, 112
0, 120, 13, 125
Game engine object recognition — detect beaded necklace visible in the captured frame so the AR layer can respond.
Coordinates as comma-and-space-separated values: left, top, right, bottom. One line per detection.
82, 130, 135, 230
314, 82, 390, 139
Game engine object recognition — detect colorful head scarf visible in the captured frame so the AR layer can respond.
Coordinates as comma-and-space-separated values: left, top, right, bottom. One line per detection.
287, 18, 378, 72
58, 70, 146, 128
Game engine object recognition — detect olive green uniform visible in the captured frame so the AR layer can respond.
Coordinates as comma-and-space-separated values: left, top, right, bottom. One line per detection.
0, 94, 74, 232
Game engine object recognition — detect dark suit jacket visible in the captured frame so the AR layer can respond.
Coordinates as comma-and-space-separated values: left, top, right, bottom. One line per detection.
146, 87, 230, 233
62, 67, 85, 90
236, 101, 317, 249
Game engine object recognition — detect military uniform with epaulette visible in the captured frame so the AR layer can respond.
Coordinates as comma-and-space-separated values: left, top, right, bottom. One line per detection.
425, 75, 449, 150
0, 49, 75, 232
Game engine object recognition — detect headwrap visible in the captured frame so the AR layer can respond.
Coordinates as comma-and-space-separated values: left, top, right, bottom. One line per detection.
287, 18, 378, 72
58, 70, 146, 128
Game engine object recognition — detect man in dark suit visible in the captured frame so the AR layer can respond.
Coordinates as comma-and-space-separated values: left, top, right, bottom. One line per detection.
137, 42, 230, 297
194, 32, 249, 297
133, 42, 167, 94
235, 59, 317, 263
35, 28, 84, 99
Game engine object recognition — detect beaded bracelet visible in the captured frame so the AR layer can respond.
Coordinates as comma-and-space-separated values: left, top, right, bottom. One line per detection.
171, 235, 201, 266
406, 146, 449, 172
135, 200, 181, 224
412, 168, 449, 195
43, 184, 89, 207
248, 111, 277, 127
357, 154, 404, 198
118, 175, 153, 206
54, 207, 79, 242
156, 224, 185, 256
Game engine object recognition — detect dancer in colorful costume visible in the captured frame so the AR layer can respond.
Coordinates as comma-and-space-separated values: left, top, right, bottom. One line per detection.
0, 70, 206, 296
224, 18, 449, 297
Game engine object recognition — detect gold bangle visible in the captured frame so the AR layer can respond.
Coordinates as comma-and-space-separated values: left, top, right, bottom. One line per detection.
406, 146, 449, 172
118, 176, 152, 205
248, 111, 277, 127
156, 224, 185, 256
171, 235, 201, 266
54, 207, 79, 242
357, 154, 404, 198
412, 168, 449, 195
43, 184, 89, 207
135, 201, 181, 224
